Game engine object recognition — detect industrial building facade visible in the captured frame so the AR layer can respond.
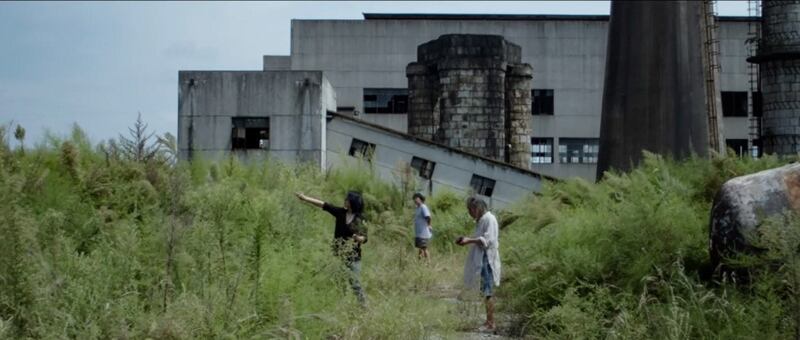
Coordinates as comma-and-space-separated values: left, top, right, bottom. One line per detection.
264, 14, 761, 181
177, 70, 547, 208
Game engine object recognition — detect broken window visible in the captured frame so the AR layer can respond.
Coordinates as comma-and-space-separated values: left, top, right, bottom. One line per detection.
470, 174, 496, 197
750, 139, 762, 158
721, 91, 748, 117
410, 156, 436, 179
348, 138, 376, 161
532, 89, 554, 115
337, 106, 356, 114
752, 91, 763, 117
231, 117, 269, 150
530, 137, 554, 164
363, 88, 408, 114
725, 139, 749, 157
558, 138, 599, 164
726, 139, 763, 158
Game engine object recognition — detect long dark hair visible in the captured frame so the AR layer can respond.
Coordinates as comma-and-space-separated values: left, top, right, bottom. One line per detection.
346, 191, 364, 217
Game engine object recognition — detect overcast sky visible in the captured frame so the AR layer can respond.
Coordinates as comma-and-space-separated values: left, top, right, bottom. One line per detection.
0, 1, 751, 145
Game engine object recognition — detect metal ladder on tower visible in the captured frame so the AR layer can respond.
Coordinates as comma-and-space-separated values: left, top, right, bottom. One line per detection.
703, 0, 724, 154
747, 0, 762, 158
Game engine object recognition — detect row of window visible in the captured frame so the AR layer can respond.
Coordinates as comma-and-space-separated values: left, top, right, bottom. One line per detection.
530, 137, 763, 164
229, 118, 747, 166
349, 138, 438, 178
531, 138, 599, 164
229, 118, 600, 167
359, 88, 554, 115
347, 138, 497, 196
363, 88, 409, 114
357, 88, 764, 117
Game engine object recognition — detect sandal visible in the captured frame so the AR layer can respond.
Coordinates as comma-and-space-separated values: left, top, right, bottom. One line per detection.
477, 324, 496, 333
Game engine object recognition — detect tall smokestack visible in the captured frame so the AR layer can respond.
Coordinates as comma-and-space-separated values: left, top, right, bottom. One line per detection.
597, 1, 710, 179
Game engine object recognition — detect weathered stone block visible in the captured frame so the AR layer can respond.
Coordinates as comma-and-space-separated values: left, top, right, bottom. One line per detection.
709, 163, 800, 272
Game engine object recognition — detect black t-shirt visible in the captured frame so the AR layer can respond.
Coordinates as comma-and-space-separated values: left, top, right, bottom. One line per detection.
323, 202, 367, 262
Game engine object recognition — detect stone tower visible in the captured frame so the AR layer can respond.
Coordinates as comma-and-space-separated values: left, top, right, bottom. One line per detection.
748, 0, 800, 155
406, 34, 533, 168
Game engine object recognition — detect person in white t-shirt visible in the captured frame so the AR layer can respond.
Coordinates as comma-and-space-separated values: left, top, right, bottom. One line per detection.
412, 192, 433, 260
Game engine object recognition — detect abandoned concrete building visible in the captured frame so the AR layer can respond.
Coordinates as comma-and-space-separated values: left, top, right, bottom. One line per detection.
256, 13, 766, 181
179, 12, 766, 206
177, 69, 548, 208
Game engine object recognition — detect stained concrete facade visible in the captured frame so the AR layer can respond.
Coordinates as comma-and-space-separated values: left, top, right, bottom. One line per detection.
177, 70, 336, 168
177, 70, 546, 208
406, 34, 533, 168
326, 113, 547, 208
266, 14, 761, 181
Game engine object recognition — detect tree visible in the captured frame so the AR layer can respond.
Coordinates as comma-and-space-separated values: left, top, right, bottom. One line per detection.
119, 113, 160, 163
156, 132, 178, 165
13, 125, 25, 153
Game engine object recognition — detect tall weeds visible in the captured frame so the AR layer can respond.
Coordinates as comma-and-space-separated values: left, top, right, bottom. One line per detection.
3, 120, 800, 339
502, 152, 797, 339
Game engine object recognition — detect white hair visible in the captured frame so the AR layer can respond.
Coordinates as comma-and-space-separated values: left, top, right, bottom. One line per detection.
466, 196, 488, 216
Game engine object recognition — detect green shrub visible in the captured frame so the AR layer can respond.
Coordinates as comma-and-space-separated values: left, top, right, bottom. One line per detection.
502, 152, 798, 338
3, 121, 800, 339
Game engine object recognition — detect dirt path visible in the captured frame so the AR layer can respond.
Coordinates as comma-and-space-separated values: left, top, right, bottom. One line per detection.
379, 246, 518, 339
425, 279, 516, 339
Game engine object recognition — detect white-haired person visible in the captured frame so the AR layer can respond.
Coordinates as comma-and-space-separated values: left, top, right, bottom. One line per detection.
456, 196, 501, 332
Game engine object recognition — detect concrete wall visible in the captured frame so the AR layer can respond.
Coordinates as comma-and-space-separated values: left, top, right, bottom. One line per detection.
718, 20, 754, 148
360, 113, 407, 131
326, 114, 545, 209
287, 16, 758, 181
177, 70, 335, 168
263, 55, 292, 71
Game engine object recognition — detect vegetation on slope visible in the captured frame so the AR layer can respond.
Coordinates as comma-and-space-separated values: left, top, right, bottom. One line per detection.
0, 122, 481, 339
502, 152, 800, 338
2, 119, 800, 339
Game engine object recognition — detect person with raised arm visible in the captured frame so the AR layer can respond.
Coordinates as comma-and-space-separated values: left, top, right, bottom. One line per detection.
295, 191, 367, 305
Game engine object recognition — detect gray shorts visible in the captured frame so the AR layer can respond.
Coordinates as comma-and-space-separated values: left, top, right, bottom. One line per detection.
415, 237, 430, 249
481, 252, 494, 297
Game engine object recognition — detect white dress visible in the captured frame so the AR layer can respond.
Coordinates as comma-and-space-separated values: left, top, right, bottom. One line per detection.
463, 211, 502, 290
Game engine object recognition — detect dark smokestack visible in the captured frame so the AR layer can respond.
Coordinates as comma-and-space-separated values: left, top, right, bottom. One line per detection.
597, 0, 710, 179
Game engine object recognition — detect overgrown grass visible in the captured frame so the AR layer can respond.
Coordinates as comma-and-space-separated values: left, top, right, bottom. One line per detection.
0, 124, 486, 339
502, 151, 800, 339
2, 122, 800, 339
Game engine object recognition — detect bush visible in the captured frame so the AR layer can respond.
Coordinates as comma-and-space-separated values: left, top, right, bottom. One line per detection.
3, 121, 800, 339
0, 125, 484, 339
502, 152, 798, 338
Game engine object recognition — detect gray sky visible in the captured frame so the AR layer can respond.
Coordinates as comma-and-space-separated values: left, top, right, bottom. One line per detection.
0, 1, 750, 145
